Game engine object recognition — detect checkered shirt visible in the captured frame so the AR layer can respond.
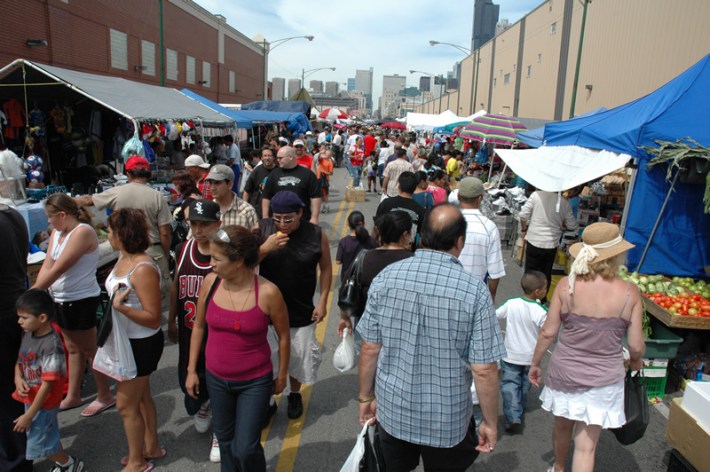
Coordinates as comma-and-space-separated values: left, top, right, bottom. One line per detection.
357, 249, 506, 447
459, 209, 506, 281
219, 192, 258, 229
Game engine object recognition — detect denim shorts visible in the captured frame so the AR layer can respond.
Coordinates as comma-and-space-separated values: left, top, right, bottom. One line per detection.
25, 407, 62, 460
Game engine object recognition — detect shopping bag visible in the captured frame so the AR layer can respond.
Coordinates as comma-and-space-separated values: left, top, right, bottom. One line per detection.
93, 308, 137, 381
610, 370, 649, 445
333, 328, 357, 372
340, 419, 384, 472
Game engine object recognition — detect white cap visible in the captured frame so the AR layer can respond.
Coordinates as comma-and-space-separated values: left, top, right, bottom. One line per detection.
184, 154, 210, 169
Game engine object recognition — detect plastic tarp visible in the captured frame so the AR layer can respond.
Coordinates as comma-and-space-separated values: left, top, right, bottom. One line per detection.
541, 54, 710, 277
406, 110, 471, 131
179, 89, 252, 128
517, 108, 607, 148
0, 59, 235, 127
495, 146, 631, 192
241, 100, 311, 114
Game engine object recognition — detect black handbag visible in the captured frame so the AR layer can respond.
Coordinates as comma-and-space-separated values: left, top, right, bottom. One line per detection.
96, 292, 115, 347
338, 250, 368, 317
610, 370, 650, 445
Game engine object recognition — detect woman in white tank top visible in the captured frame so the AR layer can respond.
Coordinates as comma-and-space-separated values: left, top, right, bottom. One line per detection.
33, 194, 114, 416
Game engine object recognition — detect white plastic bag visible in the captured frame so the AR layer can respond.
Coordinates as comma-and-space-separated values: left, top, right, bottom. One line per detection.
93, 308, 137, 381
333, 328, 357, 372
340, 420, 371, 472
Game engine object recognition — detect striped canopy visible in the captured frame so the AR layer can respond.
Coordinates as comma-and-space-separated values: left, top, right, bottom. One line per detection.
459, 114, 527, 145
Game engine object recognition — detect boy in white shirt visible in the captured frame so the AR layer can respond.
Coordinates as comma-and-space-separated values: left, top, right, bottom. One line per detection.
496, 270, 548, 433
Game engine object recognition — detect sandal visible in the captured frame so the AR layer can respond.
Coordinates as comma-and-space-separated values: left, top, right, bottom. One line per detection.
120, 448, 166, 466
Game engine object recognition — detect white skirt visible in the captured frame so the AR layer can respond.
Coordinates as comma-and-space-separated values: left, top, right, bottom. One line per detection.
539, 378, 626, 429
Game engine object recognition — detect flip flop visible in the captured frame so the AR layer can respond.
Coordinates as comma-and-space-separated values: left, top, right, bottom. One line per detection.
59, 399, 83, 411
120, 448, 167, 466
80, 399, 116, 417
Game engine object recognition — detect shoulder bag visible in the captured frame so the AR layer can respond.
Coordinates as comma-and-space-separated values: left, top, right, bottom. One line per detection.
338, 250, 368, 317
610, 370, 650, 445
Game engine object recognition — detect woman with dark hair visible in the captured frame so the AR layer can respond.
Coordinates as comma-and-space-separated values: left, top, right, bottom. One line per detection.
186, 225, 290, 472
335, 211, 377, 282
33, 193, 115, 416
427, 168, 448, 205
105, 208, 165, 472
337, 211, 413, 336
171, 170, 201, 219
412, 170, 435, 211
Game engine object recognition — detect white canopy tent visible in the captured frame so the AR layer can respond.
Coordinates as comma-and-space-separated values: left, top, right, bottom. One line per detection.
405, 110, 460, 131
494, 146, 632, 192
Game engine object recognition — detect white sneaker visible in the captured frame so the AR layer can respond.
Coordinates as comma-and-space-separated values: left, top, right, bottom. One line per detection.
194, 400, 212, 433
210, 433, 221, 463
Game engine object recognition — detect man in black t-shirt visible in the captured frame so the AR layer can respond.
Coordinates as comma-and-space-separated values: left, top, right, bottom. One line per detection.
261, 146, 321, 224
242, 147, 276, 214
374, 172, 425, 249
0, 204, 31, 472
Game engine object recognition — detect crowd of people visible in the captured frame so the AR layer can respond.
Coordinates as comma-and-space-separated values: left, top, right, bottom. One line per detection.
0, 124, 647, 472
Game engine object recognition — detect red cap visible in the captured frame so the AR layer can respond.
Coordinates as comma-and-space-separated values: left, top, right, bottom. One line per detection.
125, 155, 150, 170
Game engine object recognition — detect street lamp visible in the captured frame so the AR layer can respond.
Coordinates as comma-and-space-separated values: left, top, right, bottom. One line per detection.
428, 40, 472, 56
262, 35, 315, 99
301, 67, 336, 90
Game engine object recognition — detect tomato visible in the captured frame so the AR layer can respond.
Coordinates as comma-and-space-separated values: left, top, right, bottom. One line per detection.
688, 308, 699, 316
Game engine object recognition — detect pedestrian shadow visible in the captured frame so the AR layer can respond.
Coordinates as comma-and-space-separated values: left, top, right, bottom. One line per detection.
267, 437, 357, 472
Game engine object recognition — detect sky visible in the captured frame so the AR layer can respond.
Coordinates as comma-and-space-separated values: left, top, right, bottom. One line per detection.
194, 0, 541, 106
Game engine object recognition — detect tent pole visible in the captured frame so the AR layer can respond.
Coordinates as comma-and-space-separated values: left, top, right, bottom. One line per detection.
635, 168, 679, 272
619, 163, 637, 234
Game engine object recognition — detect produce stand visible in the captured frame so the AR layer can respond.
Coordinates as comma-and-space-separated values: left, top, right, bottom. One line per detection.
645, 299, 710, 330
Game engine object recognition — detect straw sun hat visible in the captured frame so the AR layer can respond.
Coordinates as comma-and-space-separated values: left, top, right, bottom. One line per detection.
567, 222, 635, 293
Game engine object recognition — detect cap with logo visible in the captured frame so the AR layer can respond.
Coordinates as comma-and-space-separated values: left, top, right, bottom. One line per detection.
187, 199, 221, 222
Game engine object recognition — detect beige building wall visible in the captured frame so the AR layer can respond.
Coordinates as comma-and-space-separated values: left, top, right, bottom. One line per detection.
416, 0, 710, 124
457, 56, 475, 115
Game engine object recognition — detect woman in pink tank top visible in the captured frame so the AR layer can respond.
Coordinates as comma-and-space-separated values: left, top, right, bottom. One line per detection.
186, 225, 290, 472
529, 223, 645, 472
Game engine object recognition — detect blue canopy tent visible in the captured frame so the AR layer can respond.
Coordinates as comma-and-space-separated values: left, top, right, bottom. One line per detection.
241, 100, 310, 114
180, 88, 252, 128
542, 54, 710, 277
517, 108, 606, 148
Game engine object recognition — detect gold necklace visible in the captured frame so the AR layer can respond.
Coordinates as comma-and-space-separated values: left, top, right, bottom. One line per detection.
225, 277, 254, 331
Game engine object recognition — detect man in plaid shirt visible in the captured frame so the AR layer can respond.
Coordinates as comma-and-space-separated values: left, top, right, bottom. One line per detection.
358, 204, 506, 471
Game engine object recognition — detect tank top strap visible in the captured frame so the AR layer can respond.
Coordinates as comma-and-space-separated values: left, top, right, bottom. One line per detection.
618, 282, 632, 318
253, 274, 259, 304
127, 260, 160, 278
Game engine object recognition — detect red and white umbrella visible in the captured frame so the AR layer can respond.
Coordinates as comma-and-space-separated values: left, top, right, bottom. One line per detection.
318, 107, 347, 120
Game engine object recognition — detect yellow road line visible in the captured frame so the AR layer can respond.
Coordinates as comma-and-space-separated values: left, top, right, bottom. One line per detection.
273, 198, 353, 472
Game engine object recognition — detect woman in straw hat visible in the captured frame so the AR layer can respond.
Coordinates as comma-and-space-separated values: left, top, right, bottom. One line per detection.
529, 222, 645, 472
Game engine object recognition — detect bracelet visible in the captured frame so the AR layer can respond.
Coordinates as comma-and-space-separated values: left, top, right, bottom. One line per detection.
358, 395, 375, 404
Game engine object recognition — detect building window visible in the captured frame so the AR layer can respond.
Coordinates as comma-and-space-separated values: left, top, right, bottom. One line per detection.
538, 53, 543, 63
166, 48, 178, 81
140, 40, 155, 76
493, 78, 497, 87
110, 29, 128, 70
202, 62, 211, 87
229, 71, 236, 93
504, 73, 511, 85
551, 22, 557, 34
186, 56, 195, 84
527, 65, 532, 77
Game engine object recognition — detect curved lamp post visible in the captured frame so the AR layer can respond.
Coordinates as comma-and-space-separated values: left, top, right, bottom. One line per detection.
262, 35, 315, 99
301, 67, 336, 89
428, 40, 472, 55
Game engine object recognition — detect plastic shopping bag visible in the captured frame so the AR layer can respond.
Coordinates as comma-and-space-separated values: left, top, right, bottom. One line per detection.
610, 370, 649, 445
121, 135, 145, 160
333, 328, 357, 372
93, 308, 137, 382
340, 419, 383, 472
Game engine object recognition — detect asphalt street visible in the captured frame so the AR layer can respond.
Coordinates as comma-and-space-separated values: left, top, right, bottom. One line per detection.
44, 166, 673, 471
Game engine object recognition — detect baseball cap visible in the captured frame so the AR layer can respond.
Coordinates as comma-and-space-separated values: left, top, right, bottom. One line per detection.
293, 139, 305, 147
125, 155, 150, 171
270, 191, 305, 214
278, 137, 289, 145
458, 177, 485, 199
187, 199, 221, 222
206, 164, 234, 182
305, 131, 313, 136
185, 154, 210, 169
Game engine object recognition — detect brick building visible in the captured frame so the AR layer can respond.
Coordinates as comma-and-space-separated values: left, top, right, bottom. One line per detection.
1, 0, 264, 104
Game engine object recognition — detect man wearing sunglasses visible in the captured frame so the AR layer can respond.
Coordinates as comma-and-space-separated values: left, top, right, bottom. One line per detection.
258, 191, 332, 420
293, 139, 315, 173
261, 146, 321, 224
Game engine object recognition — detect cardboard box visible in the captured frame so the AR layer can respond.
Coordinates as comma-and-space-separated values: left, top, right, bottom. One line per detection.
682, 381, 710, 431
666, 397, 710, 472
345, 187, 365, 202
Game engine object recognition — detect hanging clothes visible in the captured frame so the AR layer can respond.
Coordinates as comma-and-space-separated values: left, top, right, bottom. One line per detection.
3, 99, 25, 140
89, 109, 102, 142
29, 107, 46, 136
49, 106, 67, 134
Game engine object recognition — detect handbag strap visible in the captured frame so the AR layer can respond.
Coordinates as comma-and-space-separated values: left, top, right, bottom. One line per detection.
350, 249, 368, 287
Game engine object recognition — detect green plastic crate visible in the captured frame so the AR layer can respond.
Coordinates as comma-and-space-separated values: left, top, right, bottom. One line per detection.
644, 371, 668, 399
645, 323, 683, 359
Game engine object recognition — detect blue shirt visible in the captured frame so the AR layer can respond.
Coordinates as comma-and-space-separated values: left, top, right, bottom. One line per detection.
357, 249, 506, 447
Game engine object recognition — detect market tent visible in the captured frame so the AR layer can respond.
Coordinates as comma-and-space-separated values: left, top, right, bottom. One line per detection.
0, 59, 235, 127
179, 88, 252, 128
405, 110, 464, 130
241, 99, 311, 114
541, 54, 710, 277
517, 108, 606, 148
495, 146, 631, 192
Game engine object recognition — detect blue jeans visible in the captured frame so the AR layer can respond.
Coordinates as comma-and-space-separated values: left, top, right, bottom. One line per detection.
206, 371, 272, 472
351, 165, 363, 187
500, 361, 531, 424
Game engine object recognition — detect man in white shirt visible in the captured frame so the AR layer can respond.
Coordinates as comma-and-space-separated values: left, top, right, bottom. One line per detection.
519, 189, 578, 296
223, 135, 242, 193
317, 127, 328, 145
457, 177, 506, 302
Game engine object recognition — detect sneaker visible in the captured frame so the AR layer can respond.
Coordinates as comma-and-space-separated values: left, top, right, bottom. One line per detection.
287, 392, 303, 419
194, 400, 212, 433
51, 457, 85, 472
209, 433, 221, 463
505, 421, 523, 435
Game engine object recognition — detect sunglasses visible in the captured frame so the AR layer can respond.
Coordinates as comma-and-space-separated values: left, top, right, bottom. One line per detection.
272, 217, 296, 225
216, 228, 232, 244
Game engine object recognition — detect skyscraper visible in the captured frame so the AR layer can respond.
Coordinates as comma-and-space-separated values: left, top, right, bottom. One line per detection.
310, 80, 324, 93
347, 78, 356, 92
287, 79, 301, 99
419, 76, 431, 93
272, 77, 285, 101
380, 74, 406, 117
325, 81, 339, 96
355, 68, 374, 112
471, 0, 499, 51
